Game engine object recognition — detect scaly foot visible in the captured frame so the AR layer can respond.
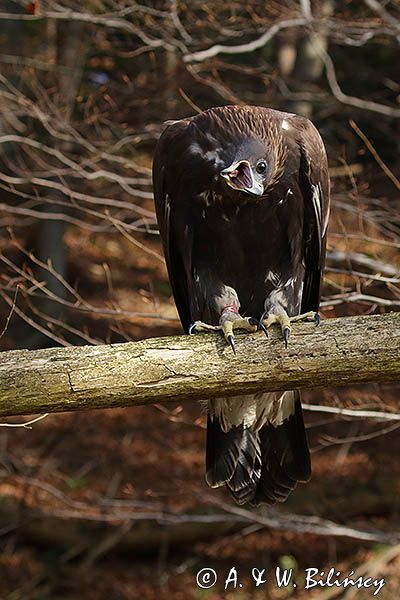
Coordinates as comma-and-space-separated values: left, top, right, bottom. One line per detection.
262, 310, 319, 348
189, 310, 267, 354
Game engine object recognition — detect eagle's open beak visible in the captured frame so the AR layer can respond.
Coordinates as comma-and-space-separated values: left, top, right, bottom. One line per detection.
220, 160, 264, 196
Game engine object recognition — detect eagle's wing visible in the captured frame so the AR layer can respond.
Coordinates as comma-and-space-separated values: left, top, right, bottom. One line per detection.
152, 120, 192, 331
296, 118, 330, 313
152, 119, 205, 332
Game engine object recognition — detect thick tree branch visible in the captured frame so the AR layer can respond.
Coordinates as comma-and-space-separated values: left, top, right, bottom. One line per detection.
0, 313, 399, 418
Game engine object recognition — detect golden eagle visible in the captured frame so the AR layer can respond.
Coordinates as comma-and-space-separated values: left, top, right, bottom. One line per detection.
152, 105, 330, 505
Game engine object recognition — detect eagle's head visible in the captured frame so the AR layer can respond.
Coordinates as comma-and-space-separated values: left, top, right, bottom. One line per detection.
187, 106, 288, 199
219, 138, 273, 197
220, 138, 283, 196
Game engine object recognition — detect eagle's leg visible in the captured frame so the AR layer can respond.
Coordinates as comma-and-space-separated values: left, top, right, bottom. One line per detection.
262, 308, 319, 348
188, 321, 220, 334
219, 310, 262, 354
290, 311, 320, 325
189, 285, 267, 353
190, 312, 262, 354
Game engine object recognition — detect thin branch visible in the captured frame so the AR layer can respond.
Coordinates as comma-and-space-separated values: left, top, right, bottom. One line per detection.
321, 47, 400, 117
0, 10, 176, 51
0, 285, 19, 340
183, 18, 308, 62
210, 499, 400, 545
0, 290, 70, 347
363, 0, 400, 33
303, 403, 400, 422
321, 292, 400, 308
0, 413, 49, 429
350, 120, 400, 191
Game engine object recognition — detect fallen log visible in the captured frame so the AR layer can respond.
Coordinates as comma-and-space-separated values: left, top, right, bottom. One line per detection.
0, 312, 399, 417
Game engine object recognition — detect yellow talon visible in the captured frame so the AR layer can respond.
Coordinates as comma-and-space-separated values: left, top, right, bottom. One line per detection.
262, 310, 318, 346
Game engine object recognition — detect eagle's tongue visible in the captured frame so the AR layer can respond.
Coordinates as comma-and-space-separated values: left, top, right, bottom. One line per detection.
230, 161, 253, 189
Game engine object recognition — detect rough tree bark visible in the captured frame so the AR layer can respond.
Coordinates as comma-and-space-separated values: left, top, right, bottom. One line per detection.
0, 313, 399, 418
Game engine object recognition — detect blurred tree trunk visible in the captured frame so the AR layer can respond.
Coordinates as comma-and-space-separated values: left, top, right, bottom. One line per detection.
0, 2, 24, 157
159, 12, 181, 117
32, 20, 88, 348
163, 48, 180, 113
278, 0, 334, 117
0, 10, 89, 348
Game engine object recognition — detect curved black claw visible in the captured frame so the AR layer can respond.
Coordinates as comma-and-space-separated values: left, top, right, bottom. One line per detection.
188, 322, 196, 335
249, 317, 268, 338
227, 334, 236, 355
258, 321, 269, 338
283, 327, 290, 349
314, 312, 321, 326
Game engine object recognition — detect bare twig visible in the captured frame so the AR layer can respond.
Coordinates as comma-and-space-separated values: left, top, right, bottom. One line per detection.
0, 413, 49, 429
350, 120, 400, 191
183, 18, 308, 62
303, 403, 400, 422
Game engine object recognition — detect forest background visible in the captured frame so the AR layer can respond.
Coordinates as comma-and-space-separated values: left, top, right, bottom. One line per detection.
0, 1, 400, 599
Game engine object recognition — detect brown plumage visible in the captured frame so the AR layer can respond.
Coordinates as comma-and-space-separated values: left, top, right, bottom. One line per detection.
152, 105, 330, 505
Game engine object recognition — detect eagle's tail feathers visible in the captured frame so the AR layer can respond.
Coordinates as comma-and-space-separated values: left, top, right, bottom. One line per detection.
252, 391, 311, 506
205, 416, 244, 488
226, 436, 262, 505
205, 392, 311, 506
205, 416, 260, 504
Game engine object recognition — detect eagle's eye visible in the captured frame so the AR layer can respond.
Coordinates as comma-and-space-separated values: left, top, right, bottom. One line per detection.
256, 160, 267, 174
